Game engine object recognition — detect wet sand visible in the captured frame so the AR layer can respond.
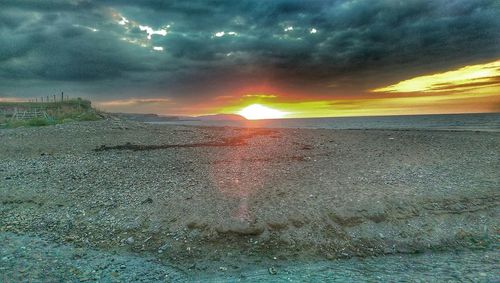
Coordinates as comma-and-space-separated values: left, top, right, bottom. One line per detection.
0, 120, 499, 278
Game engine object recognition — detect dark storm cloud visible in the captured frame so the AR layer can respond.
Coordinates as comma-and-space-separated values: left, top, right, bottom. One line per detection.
0, 0, 499, 100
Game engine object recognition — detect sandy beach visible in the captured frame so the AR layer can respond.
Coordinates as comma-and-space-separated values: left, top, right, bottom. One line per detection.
1, 119, 499, 279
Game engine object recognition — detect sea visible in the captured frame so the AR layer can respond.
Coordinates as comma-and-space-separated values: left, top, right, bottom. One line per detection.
149, 113, 500, 132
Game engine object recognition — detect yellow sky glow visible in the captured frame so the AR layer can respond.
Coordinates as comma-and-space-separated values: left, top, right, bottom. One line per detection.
96, 59, 500, 117
217, 59, 500, 118
218, 91, 499, 118
372, 60, 500, 93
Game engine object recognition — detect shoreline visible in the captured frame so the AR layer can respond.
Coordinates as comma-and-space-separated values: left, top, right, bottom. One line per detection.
1, 120, 499, 277
147, 121, 500, 133
144, 112, 500, 133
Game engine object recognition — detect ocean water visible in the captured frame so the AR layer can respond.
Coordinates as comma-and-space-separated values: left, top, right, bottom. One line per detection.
150, 113, 500, 132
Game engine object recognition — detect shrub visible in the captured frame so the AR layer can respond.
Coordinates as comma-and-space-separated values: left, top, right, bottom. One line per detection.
77, 112, 101, 121
27, 118, 50, 126
4, 120, 28, 128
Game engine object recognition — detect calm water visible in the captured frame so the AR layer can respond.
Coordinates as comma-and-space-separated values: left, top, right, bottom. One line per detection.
150, 113, 500, 132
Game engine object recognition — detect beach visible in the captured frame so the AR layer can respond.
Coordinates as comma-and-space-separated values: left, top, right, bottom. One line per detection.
1, 119, 499, 280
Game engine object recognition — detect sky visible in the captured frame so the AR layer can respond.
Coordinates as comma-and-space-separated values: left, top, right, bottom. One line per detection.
0, 0, 499, 118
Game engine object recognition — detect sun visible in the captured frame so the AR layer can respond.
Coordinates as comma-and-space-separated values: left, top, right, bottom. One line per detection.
238, 104, 287, 120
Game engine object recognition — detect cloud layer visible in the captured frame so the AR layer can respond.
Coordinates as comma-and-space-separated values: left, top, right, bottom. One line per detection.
0, 0, 499, 113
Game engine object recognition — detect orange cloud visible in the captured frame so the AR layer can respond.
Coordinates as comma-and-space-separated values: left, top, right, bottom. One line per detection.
98, 98, 170, 106
0, 97, 26, 102
96, 98, 171, 113
95, 60, 500, 117
214, 91, 500, 118
208, 61, 500, 118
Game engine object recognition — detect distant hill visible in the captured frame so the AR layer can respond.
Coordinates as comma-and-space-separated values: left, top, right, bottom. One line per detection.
112, 113, 196, 122
196, 114, 247, 121
112, 112, 247, 122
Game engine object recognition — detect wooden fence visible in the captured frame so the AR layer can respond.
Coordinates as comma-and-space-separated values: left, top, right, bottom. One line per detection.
10, 108, 49, 120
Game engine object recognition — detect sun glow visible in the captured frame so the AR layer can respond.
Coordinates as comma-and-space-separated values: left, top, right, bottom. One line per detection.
238, 104, 287, 120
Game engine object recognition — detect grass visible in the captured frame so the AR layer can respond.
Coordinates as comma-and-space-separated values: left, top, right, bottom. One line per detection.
0, 98, 92, 110
27, 118, 51, 127
0, 98, 102, 129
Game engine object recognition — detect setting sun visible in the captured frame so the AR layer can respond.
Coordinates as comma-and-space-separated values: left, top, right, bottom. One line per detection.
238, 104, 287, 120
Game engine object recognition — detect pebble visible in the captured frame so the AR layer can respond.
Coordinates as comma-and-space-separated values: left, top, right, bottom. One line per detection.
268, 266, 278, 275
126, 237, 135, 245
0, 119, 497, 282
